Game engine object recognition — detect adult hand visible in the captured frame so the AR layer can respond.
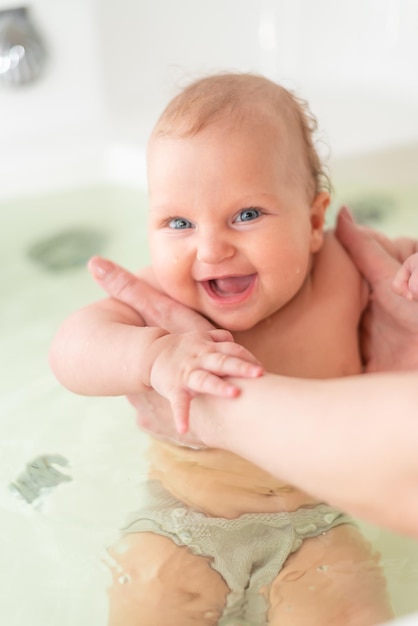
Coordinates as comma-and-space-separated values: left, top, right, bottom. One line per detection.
335, 206, 418, 372
125, 391, 206, 449
88, 256, 215, 333
88, 256, 219, 446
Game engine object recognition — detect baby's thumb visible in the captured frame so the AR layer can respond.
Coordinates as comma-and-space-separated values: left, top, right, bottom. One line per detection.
208, 329, 234, 343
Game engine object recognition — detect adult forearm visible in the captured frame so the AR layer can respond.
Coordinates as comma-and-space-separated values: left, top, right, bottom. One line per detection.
191, 372, 418, 535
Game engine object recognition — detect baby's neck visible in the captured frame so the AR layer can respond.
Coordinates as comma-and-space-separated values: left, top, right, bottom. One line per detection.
231, 272, 315, 373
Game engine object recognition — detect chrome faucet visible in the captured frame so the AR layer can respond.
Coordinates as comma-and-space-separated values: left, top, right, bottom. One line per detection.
0, 6, 47, 87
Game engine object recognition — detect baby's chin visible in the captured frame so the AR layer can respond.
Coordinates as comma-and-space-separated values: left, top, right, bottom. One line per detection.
206, 313, 264, 334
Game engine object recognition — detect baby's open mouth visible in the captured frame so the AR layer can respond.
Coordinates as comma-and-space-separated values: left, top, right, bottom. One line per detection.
203, 274, 256, 299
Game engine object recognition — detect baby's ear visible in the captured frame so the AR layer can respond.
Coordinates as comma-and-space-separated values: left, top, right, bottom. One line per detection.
309, 192, 330, 252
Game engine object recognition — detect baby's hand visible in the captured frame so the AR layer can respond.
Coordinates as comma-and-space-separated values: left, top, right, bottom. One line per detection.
392, 252, 418, 301
148, 329, 263, 434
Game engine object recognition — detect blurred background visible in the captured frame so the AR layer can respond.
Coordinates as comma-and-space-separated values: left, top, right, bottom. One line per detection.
1, 0, 418, 199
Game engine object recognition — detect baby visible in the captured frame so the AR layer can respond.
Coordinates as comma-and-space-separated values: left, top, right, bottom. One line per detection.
49, 73, 417, 625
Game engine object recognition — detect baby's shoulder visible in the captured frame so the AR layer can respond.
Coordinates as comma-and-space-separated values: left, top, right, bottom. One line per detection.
318, 228, 357, 272
321, 228, 351, 258
315, 229, 368, 307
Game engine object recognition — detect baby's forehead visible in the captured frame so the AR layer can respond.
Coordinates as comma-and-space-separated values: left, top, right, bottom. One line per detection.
147, 75, 324, 198
155, 87, 294, 131
151, 87, 306, 158
147, 104, 306, 182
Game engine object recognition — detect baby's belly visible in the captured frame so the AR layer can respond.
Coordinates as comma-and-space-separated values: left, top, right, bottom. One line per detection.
147, 439, 319, 518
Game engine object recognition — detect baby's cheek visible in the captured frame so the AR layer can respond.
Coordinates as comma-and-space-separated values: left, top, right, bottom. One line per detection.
159, 272, 196, 307
152, 253, 181, 282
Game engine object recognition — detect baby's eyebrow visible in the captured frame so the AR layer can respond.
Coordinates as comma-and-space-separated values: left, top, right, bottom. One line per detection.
149, 203, 168, 213
150, 202, 184, 216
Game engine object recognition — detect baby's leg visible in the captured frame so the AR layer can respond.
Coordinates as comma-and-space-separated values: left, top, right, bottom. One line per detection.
266, 524, 394, 626
106, 532, 229, 626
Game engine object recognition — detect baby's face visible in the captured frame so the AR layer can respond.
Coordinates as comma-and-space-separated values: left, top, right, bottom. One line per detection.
147, 120, 328, 331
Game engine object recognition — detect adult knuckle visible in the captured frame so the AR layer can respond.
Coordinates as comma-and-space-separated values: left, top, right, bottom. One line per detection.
111, 274, 139, 300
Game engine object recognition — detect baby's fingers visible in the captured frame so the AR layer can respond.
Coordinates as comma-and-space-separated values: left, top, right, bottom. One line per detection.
393, 258, 418, 301
187, 369, 242, 399
206, 330, 262, 367
169, 390, 192, 434
202, 350, 263, 378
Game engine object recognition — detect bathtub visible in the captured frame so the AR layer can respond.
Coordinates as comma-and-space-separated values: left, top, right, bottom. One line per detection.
1, 1, 418, 625
0, 184, 150, 625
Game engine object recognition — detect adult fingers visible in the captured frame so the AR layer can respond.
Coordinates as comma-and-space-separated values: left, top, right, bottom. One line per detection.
335, 206, 401, 285
88, 256, 214, 332
128, 391, 207, 448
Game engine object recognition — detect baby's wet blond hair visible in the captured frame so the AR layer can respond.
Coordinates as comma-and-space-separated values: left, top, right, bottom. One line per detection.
150, 72, 331, 200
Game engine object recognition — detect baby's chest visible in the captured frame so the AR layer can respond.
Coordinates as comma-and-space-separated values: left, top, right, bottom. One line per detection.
235, 262, 365, 378
258, 297, 362, 378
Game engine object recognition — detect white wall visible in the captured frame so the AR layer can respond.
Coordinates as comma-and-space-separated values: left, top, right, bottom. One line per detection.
1, 0, 418, 198
97, 0, 418, 155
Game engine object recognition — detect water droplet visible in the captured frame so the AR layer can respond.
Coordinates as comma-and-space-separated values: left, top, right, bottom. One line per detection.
118, 574, 131, 584
203, 610, 219, 619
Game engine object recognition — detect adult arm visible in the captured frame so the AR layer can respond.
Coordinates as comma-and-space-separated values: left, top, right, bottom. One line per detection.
126, 366, 418, 535
126, 365, 418, 535
190, 371, 418, 536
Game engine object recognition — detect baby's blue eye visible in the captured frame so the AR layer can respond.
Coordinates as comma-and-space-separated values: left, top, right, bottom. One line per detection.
235, 208, 262, 222
168, 217, 193, 230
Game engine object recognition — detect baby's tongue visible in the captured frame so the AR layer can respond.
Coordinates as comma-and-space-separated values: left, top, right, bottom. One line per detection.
211, 275, 252, 295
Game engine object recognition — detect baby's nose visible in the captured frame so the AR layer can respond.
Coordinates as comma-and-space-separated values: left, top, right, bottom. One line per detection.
196, 231, 235, 264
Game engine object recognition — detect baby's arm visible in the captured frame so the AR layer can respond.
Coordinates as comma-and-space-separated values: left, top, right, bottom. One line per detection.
145, 329, 263, 433
49, 296, 167, 396
392, 252, 418, 301
49, 275, 263, 433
